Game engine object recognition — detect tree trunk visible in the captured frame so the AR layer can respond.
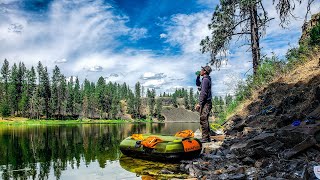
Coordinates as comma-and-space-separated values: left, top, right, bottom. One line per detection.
250, 1, 260, 75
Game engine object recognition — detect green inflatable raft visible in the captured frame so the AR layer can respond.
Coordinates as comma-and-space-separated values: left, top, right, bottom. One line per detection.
120, 133, 202, 161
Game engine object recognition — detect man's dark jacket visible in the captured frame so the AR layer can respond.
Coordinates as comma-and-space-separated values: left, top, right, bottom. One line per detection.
196, 75, 212, 106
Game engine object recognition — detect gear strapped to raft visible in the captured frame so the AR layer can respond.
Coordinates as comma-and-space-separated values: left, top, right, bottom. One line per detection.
130, 130, 200, 151
174, 130, 194, 138
141, 136, 163, 148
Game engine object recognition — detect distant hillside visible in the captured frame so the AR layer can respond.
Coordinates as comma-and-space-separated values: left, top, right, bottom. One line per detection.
161, 107, 199, 122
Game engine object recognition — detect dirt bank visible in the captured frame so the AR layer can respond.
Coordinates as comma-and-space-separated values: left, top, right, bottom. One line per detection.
179, 47, 320, 179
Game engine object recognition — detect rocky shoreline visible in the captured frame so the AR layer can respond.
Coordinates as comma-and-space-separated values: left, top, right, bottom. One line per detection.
178, 118, 320, 179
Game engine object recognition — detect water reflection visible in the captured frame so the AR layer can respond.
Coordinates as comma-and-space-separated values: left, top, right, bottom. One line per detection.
119, 156, 188, 179
0, 122, 199, 179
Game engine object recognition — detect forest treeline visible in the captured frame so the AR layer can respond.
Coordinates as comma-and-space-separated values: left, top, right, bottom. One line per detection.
0, 60, 158, 120
0, 59, 234, 120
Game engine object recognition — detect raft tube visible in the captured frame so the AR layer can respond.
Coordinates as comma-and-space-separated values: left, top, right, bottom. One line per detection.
120, 134, 202, 161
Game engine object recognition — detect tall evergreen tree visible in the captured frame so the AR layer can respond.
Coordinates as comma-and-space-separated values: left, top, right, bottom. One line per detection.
24, 67, 37, 117
66, 76, 74, 115
9, 63, 19, 115
127, 91, 135, 115
36, 61, 45, 118
200, 0, 270, 75
24, 66, 37, 118
147, 89, 156, 118
189, 88, 195, 111
74, 77, 81, 115
82, 79, 91, 118
225, 94, 233, 107
42, 67, 51, 118
89, 82, 96, 118
96, 77, 106, 119
1, 59, 10, 117
51, 66, 60, 116
212, 96, 220, 116
155, 98, 162, 120
219, 96, 225, 113
172, 93, 178, 108
60, 75, 67, 116
134, 82, 141, 118
184, 92, 189, 110
17, 62, 26, 114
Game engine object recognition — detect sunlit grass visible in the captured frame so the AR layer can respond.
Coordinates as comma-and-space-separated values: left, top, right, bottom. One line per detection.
0, 118, 154, 126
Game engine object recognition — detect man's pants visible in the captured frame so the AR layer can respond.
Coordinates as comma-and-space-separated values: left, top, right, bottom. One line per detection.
200, 101, 212, 141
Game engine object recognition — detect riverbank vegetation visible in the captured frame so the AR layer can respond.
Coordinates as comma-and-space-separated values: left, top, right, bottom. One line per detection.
216, 15, 320, 124
0, 117, 135, 125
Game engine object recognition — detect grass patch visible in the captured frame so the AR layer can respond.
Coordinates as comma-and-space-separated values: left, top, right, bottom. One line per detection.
0, 118, 135, 126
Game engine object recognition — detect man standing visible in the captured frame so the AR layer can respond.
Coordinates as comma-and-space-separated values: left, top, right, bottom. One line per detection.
195, 66, 212, 143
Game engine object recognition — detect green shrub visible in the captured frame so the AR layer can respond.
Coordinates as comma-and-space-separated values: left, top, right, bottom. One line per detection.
310, 22, 320, 46
1, 103, 10, 118
285, 43, 310, 71
216, 55, 286, 123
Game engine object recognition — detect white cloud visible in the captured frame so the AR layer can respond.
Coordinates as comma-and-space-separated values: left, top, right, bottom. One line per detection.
141, 72, 167, 80
160, 33, 167, 38
129, 28, 148, 41
88, 66, 103, 72
54, 58, 67, 64
162, 11, 212, 54
142, 79, 168, 89
0, 0, 18, 4
0, 0, 141, 69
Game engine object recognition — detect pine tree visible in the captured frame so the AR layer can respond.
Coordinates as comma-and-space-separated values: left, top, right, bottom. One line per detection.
172, 93, 178, 108
0, 59, 10, 117
200, 0, 270, 75
82, 79, 91, 118
60, 74, 67, 117
147, 89, 156, 118
134, 82, 141, 118
155, 98, 162, 120
89, 82, 96, 118
36, 61, 44, 118
9, 63, 18, 115
17, 62, 26, 114
189, 88, 195, 111
74, 77, 81, 115
42, 67, 51, 118
213, 96, 220, 116
225, 94, 233, 107
82, 95, 88, 118
96, 76, 106, 119
184, 92, 189, 110
24, 67, 36, 117
219, 96, 224, 113
51, 65, 60, 116
195, 91, 200, 104
29, 87, 42, 119
111, 94, 120, 119
19, 67, 29, 116
66, 76, 74, 115
127, 91, 135, 115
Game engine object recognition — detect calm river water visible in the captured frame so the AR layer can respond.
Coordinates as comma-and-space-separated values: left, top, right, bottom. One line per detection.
0, 122, 200, 180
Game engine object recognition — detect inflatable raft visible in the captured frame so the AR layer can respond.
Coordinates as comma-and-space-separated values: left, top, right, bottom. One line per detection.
120, 130, 202, 161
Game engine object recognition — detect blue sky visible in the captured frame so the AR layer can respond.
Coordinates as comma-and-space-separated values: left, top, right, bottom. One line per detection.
0, 0, 319, 96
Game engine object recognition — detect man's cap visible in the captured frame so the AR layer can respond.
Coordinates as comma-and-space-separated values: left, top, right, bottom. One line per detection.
201, 65, 212, 74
